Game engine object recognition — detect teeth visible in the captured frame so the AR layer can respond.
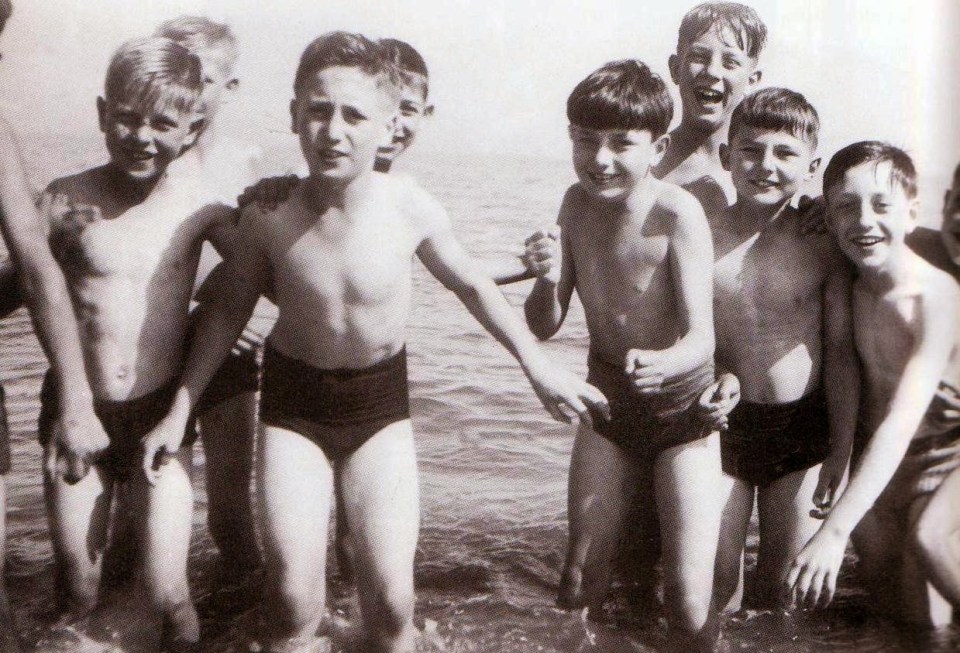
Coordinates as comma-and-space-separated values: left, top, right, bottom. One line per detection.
696, 88, 723, 103
589, 173, 617, 184
852, 236, 883, 246
752, 180, 776, 188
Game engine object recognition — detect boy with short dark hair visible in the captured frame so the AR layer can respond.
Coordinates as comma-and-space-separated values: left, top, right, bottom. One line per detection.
705, 88, 858, 610
786, 142, 960, 627
141, 31, 606, 653
524, 58, 721, 649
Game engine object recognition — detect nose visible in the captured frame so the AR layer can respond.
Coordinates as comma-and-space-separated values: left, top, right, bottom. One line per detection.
704, 53, 723, 80
594, 144, 614, 168
130, 122, 153, 146
759, 149, 776, 173
325, 111, 346, 142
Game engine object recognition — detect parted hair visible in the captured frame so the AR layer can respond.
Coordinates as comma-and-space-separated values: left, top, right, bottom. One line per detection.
823, 141, 918, 200
104, 36, 205, 116
677, 2, 767, 59
154, 15, 239, 68
567, 59, 672, 137
728, 87, 820, 148
294, 31, 402, 103
381, 38, 429, 100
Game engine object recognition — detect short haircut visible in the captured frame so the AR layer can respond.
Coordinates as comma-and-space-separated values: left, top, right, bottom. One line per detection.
293, 31, 401, 104
677, 2, 767, 59
728, 87, 820, 148
0, 0, 12, 34
953, 162, 960, 187
104, 36, 205, 117
380, 38, 429, 100
154, 15, 239, 69
823, 141, 918, 200
567, 59, 672, 136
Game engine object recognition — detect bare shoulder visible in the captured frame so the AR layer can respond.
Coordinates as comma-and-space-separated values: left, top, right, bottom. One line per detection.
557, 183, 592, 230
42, 167, 109, 212
920, 261, 960, 312
387, 172, 449, 238
651, 179, 709, 240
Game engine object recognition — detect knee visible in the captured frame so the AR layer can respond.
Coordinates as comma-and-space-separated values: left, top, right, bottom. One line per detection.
664, 581, 712, 635
366, 585, 415, 642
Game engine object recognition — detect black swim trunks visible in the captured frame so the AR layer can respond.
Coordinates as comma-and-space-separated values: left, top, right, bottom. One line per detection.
259, 343, 411, 462
585, 352, 715, 458
0, 384, 11, 475
38, 372, 198, 481
721, 387, 831, 488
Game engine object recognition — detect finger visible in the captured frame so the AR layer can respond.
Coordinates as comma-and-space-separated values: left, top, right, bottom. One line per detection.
43, 440, 59, 480
64, 454, 90, 485
143, 447, 159, 486
808, 569, 825, 608
543, 399, 570, 424
547, 225, 561, 240
624, 354, 637, 376
823, 569, 838, 606
582, 384, 611, 422
563, 395, 591, 428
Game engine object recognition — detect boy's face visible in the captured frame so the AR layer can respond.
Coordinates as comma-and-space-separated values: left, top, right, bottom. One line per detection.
941, 175, 960, 265
569, 125, 668, 202
292, 66, 397, 182
195, 49, 238, 122
97, 96, 201, 182
826, 160, 918, 271
669, 27, 761, 130
378, 80, 432, 162
723, 126, 818, 206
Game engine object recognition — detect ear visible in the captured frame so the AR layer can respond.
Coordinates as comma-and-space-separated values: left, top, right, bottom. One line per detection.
748, 68, 762, 88
225, 78, 239, 91
383, 113, 400, 148
906, 198, 920, 234
181, 115, 205, 150
97, 97, 107, 133
290, 98, 298, 134
651, 133, 671, 167
807, 156, 821, 180
668, 54, 680, 85
719, 142, 730, 171
423, 104, 435, 118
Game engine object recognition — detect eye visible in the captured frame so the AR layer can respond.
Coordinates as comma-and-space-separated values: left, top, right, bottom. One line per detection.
722, 55, 741, 70
343, 107, 368, 124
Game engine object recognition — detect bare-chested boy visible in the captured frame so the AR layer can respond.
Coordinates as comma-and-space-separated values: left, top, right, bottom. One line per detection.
705, 88, 858, 611
140, 32, 606, 653
38, 36, 233, 649
786, 142, 960, 628
523, 59, 720, 649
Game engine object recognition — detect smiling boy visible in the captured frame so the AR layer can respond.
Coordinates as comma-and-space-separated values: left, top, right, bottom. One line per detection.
786, 142, 960, 627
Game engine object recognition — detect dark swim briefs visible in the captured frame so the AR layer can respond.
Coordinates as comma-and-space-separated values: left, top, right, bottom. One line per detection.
0, 384, 10, 475
874, 426, 960, 513
259, 343, 411, 462
585, 351, 715, 458
720, 387, 831, 488
38, 372, 198, 481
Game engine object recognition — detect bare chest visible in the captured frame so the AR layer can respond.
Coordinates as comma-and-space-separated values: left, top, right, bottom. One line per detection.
854, 292, 918, 383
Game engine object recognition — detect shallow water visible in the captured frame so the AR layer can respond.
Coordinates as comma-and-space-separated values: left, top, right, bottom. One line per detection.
1, 143, 958, 651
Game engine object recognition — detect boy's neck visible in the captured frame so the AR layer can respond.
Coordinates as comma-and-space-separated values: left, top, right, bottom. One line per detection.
672, 117, 728, 159
103, 163, 158, 204
303, 168, 378, 213
858, 246, 919, 293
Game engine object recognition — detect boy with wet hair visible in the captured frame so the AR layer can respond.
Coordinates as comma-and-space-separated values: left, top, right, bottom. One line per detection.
524, 58, 721, 649
375, 38, 433, 171
39, 36, 233, 649
141, 31, 606, 653
705, 88, 858, 611
786, 142, 960, 627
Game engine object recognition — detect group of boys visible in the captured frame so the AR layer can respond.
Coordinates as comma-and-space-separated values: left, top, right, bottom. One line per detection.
0, 2, 957, 653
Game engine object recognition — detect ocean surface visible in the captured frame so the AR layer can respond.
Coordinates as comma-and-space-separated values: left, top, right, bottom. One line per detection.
1, 137, 958, 652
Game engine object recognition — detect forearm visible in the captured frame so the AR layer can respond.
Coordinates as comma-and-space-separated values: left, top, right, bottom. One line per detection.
488, 256, 534, 286
664, 326, 715, 377
523, 279, 565, 340
823, 346, 859, 462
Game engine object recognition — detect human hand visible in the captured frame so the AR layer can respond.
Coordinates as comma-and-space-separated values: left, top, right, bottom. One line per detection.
811, 450, 849, 519
232, 321, 266, 355
782, 526, 848, 609
525, 360, 609, 428
44, 405, 109, 484
624, 349, 681, 395
696, 372, 740, 430
926, 379, 960, 432
522, 226, 562, 284
797, 195, 827, 235
140, 417, 187, 485
236, 175, 299, 212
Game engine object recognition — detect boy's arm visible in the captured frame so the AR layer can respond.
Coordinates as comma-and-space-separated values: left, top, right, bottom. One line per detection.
0, 119, 107, 483
786, 284, 958, 607
813, 260, 859, 513
141, 207, 269, 483
414, 191, 607, 425
524, 190, 577, 340
0, 258, 23, 318
627, 194, 714, 389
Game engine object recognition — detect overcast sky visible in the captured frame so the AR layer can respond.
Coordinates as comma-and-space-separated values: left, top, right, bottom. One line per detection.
0, 0, 957, 195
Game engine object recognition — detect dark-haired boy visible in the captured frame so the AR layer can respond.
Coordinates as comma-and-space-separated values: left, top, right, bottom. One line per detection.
141, 32, 606, 653
787, 142, 960, 627
705, 88, 858, 611
524, 59, 721, 648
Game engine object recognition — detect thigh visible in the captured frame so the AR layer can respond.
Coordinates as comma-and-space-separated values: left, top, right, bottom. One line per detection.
130, 449, 194, 577
45, 464, 113, 564
568, 424, 643, 531
757, 463, 823, 581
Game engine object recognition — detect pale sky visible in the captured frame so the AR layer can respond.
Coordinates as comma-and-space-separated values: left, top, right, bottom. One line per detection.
0, 0, 957, 195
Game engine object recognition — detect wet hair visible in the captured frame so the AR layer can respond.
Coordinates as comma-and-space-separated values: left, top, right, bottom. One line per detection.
823, 141, 918, 201
677, 2, 767, 59
0, 0, 11, 34
381, 38, 429, 100
104, 36, 204, 117
728, 88, 820, 148
294, 31, 401, 104
567, 59, 672, 136
154, 15, 239, 70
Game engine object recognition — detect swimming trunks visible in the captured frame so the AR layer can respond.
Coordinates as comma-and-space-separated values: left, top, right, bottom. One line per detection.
38, 372, 198, 481
874, 427, 960, 513
585, 351, 714, 458
259, 343, 410, 462
0, 384, 11, 475
720, 388, 831, 488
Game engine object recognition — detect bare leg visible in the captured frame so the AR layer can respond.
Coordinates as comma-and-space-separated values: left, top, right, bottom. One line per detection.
755, 464, 823, 606
199, 391, 261, 579
258, 425, 332, 651
559, 424, 640, 614
0, 478, 19, 653
851, 508, 904, 621
44, 463, 113, 617
913, 466, 960, 616
333, 483, 355, 584
655, 432, 723, 651
340, 420, 419, 653
130, 448, 198, 649
712, 473, 752, 614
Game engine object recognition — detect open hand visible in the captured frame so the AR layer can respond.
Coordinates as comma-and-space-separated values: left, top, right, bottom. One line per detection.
927, 379, 960, 432
797, 195, 828, 235
522, 226, 561, 284
696, 372, 740, 430
782, 527, 847, 609
237, 175, 300, 212
525, 361, 609, 428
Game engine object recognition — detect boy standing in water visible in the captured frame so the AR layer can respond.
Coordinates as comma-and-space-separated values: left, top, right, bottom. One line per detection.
786, 142, 960, 627
141, 32, 606, 653
39, 36, 233, 649
524, 59, 721, 650
707, 88, 858, 610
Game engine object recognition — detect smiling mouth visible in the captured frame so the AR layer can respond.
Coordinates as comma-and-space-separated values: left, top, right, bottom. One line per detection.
750, 179, 778, 190
851, 235, 884, 247
319, 149, 348, 162
694, 88, 724, 104
124, 150, 154, 162
588, 172, 620, 185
